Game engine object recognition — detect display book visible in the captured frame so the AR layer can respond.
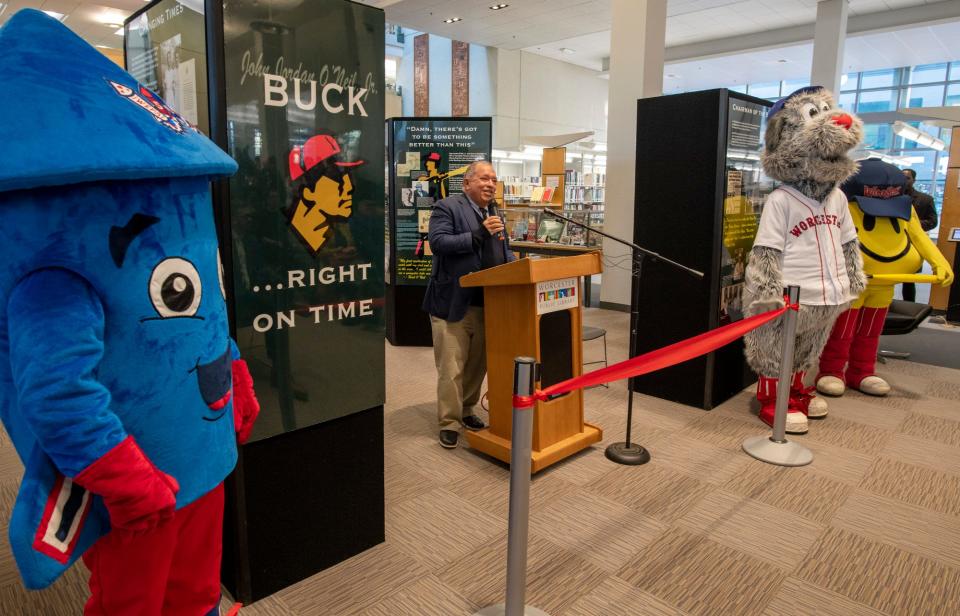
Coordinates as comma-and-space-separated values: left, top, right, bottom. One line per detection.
502, 206, 602, 247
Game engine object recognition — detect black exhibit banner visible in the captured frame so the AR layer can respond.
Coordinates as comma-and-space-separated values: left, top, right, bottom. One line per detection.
719, 94, 774, 324
124, 0, 210, 135
223, 0, 385, 441
387, 118, 492, 285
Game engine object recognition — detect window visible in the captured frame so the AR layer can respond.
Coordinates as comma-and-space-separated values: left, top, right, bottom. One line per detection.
840, 72, 858, 91
861, 123, 892, 150
747, 82, 780, 99
908, 63, 948, 84
860, 69, 898, 89
904, 85, 945, 108
894, 150, 937, 180
947, 84, 960, 107
950, 62, 960, 81
838, 92, 856, 110
727, 84, 747, 94
840, 73, 860, 92
857, 89, 899, 113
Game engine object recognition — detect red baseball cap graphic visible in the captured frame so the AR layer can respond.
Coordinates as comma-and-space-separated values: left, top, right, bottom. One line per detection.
425, 152, 442, 163
289, 134, 364, 181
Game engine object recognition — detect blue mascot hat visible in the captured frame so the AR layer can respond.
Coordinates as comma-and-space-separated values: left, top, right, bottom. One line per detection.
0, 9, 236, 193
767, 85, 825, 119
841, 158, 914, 221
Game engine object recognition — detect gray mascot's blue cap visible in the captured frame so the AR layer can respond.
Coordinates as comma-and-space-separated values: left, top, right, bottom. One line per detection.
767, 85, 825, 119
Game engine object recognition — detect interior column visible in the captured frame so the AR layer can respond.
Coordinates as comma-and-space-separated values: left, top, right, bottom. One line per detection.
600, 0, 667, 309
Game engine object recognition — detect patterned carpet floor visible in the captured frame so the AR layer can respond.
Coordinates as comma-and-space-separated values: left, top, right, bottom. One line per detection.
1, 307, 959, 615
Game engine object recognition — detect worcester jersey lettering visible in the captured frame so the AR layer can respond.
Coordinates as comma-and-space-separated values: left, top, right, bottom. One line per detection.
752, 185, 858, 306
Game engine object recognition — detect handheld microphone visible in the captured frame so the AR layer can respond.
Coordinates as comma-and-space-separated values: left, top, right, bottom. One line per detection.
488, 201, 504, 240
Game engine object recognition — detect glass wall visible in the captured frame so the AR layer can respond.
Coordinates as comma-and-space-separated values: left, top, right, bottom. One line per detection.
724, 60, 959, 235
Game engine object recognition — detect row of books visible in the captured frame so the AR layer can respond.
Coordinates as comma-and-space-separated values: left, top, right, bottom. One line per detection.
503, 182, 539, 198
564, 185, 605, 204
564, 170, 605, 187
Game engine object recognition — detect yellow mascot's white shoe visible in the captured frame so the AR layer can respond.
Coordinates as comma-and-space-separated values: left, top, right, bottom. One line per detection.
817, 375, 845, 396
857, 375, 890, 396
806, 395, 829, 418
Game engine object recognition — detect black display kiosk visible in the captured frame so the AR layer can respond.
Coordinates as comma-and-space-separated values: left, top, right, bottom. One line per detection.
385, 117, 493, 346
632, 89, 773, 409
126, 0, 386, 603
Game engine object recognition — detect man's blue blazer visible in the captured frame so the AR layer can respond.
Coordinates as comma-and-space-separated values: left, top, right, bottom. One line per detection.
422, 194, 514, 322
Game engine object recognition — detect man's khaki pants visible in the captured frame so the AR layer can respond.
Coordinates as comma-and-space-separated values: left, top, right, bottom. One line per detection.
431, 306, 486, 431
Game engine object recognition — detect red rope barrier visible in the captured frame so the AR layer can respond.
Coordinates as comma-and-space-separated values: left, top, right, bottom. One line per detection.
513, 300, 797, 409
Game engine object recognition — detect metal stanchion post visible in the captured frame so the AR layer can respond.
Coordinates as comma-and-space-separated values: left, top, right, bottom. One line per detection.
742, 285, 813, 467
474, 358, 552, 616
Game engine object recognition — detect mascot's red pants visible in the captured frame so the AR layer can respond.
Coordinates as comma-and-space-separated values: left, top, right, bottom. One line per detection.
817, 285, 893, 387
83, 483, 224, 616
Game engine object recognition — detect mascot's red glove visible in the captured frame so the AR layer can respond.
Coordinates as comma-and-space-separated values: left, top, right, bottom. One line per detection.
73, 436, 178, 533
232, 359, 260, 445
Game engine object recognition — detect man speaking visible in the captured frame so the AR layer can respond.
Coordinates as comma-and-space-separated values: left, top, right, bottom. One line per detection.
422, 160, 514, 449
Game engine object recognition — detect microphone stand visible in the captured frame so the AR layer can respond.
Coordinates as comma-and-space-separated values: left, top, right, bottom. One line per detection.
542, 208, 704, 465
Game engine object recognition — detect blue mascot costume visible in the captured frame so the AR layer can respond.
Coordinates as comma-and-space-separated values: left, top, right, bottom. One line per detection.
0, 10, 259, 614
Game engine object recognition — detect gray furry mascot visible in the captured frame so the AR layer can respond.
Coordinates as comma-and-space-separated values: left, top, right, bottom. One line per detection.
742, 86, 866, 434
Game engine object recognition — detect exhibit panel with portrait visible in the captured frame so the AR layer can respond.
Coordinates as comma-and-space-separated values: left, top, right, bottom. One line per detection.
386, 117, 493, 286
220, 0, 386, 442
384, 117, 492, 346
124, 0, 209, 134
720, 94, 776, 324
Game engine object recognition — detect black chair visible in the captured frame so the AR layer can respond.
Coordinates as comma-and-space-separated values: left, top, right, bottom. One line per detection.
878, 299, 932, 361
582, 325, 608, 387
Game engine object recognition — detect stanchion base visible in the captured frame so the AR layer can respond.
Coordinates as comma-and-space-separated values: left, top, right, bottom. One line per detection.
742, 435, 813, 467
474, 603, 553, 616
604, 442, 651, 465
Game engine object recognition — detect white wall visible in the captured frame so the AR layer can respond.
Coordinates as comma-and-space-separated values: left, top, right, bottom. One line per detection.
515, 52, 608, 146
396, 35, 609, 150
469, 44, 497, 117
428, 35, 452, 116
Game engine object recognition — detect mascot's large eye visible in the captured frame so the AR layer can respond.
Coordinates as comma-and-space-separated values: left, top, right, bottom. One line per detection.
801, 102, 820, 119
217, 250, 226, 299
821, 102, 831, 112
149, 257, 202, 318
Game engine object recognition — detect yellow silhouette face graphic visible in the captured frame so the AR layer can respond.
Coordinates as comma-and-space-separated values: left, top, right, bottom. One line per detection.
290, 174, 354, 252
849, 203, 922, 275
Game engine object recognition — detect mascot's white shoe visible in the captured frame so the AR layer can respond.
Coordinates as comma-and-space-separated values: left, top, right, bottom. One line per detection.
857, 375, 890, 396
805, 396, 829, 419
817, 375, 845, 396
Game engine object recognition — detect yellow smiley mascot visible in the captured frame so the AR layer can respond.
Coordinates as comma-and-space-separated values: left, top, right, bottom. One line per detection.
817, 158, 953, 397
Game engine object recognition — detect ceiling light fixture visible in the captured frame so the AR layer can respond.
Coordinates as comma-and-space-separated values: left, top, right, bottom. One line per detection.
892, 121, 945, 151
42, 10, 66, 21
443, 17, 462, 23
560, 47, 575, 55
489, 3, 509, 9
114, 27, 125, 36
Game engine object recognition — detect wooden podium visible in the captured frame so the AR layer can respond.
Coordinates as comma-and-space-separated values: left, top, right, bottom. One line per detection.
461, 253, 603, 472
